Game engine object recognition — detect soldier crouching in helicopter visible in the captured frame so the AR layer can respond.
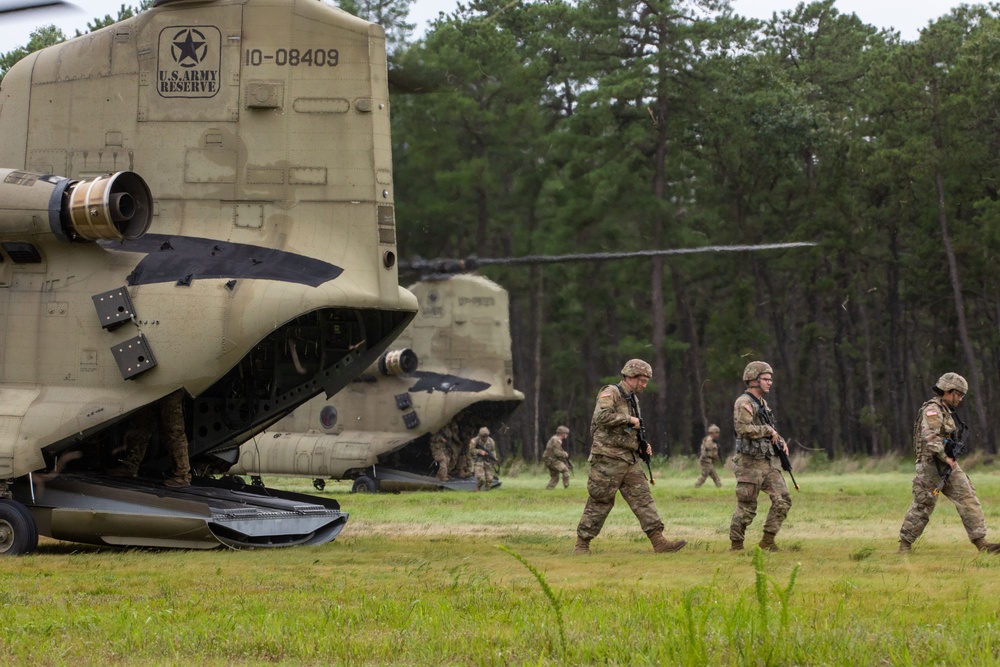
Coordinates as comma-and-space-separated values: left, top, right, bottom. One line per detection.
109, 389, 192, 487
470, 427, 499, 491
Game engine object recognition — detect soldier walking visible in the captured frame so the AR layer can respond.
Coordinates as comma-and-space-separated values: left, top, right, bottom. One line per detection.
470, 427, 498, 491
730, 361, 791, 552
898, 373, 1000, 554
695, 424, 723, 488
574, 359, 686, 555
543, 425, 572, 489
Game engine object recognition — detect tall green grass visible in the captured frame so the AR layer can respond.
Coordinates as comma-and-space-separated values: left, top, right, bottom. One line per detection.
2, 466, 1000, 665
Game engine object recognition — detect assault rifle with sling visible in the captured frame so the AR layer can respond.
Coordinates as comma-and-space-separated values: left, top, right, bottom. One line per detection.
625, 391, 656, 485
933, 408, 968, 496
745, 393, 800, 491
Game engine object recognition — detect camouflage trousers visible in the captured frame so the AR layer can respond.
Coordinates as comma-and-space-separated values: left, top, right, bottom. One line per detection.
118, 390, 191, 483
729, 455, 791, 542
430, 446, 450, 481
899, 461, 986, 544
576, 454, 663, 541
695, 462, 722, 488
450, 444, 471, 477
474, 461, 495, 490
545, 461, 570, 489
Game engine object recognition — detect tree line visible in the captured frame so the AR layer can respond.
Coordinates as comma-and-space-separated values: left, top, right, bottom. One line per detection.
5, 0, 1000, 461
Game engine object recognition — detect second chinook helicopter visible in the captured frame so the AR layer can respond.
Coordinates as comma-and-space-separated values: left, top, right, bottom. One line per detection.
231, 271, 522, 492
0, 0, 417, 553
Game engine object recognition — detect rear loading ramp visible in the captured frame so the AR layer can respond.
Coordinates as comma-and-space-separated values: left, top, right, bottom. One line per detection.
11, 474, 348, 549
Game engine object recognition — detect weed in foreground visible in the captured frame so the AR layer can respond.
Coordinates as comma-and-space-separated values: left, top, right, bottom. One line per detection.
498, 545, 567, 661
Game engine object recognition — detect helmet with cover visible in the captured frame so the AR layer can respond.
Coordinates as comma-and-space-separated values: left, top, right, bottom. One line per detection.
742, 361, 773, 382
935, 372, 968, 395
621, 359, 653, 378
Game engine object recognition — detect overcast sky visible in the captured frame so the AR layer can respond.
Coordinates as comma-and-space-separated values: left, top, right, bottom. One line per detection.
0, 0, 967, 59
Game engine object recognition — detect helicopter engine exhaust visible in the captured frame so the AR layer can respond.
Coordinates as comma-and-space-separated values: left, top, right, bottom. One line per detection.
378, 348, 418, 376
0, 169, 153, 243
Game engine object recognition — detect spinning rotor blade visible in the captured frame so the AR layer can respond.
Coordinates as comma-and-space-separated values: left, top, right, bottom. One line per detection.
0, 0, 74, 15
400, 242, 817, 275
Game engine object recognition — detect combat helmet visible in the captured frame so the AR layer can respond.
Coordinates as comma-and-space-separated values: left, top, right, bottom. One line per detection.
935, 372, 968, 395
621, 359, 653, 378
742, 361, 773, 382
556, 425, 569, 434
478, 426, 490, 437
708, 424, 720, 434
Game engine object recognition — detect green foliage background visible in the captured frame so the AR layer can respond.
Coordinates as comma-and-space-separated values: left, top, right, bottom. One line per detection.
6, 0, 1000, 460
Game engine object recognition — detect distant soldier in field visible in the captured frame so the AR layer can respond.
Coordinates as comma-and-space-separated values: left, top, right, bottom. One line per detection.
730, 361, 791, 552
574, 359, 687, 555
695, 424, 723, 488
429, 423, 453, 482
898, 373, 1000, 554
542, 425, 572, 489
471, 426, 498, 491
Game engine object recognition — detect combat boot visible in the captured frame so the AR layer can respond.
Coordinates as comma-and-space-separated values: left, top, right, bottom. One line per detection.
649, 530, 687, 554
758, 532, 781, 552
163, 472, 191, 488
574, 537, 591, 555
897, 540, 912, 554
730, 540, 744, 552
973, 538, 1000, 553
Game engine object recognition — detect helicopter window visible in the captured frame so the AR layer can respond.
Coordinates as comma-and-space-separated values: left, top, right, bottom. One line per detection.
1, 242, 42, 264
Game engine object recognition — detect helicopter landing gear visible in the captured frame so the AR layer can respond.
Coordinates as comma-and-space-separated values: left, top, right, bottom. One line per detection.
312, 478, 326, 491
351, 476, 378, 494
0, 499, 38, 555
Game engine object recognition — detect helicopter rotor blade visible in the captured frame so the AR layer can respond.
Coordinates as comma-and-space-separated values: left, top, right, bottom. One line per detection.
400, 242, 816, 275
0, 0, 75, 15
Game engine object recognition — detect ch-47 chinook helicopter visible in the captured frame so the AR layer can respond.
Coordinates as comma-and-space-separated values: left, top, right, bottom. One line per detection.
231, 270, 522, 493
229, 242, 814, 493
0, 0, 417, 553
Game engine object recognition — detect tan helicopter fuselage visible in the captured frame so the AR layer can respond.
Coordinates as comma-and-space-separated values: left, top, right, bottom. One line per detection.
0, 0, 417, 479
233, 273, 525, 481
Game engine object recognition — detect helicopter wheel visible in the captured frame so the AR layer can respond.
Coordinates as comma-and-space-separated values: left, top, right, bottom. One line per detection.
313, 478, 326, 491
351, 476, 378, 494
0, 499, 38, 555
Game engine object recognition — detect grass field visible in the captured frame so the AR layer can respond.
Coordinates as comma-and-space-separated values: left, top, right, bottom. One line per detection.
3, 457, 1000, 666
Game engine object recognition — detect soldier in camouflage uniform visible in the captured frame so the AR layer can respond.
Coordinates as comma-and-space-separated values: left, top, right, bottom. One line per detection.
730, 361, 790, 552
898, 373, 1000, 554
449, 425, 472, 478
543, 425, 572, 489
429, 423, 453, 482
695, 424, 722, 488
470, 426, 498, 491
110, 389, 192, 487
574, 359, 687, 555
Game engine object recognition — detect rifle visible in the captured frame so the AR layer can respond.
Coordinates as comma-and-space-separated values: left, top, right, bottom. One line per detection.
745, 393, 799, 491
933, 408, 968, 496
476, 445, 501, 473
625, 390, 655, 485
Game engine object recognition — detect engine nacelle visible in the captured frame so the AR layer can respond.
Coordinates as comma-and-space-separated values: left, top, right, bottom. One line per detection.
377, 348, 419, 376
0, 169, 152, 243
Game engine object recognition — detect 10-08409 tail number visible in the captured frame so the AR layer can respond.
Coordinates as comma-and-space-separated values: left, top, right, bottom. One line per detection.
245, 48, 339, 67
